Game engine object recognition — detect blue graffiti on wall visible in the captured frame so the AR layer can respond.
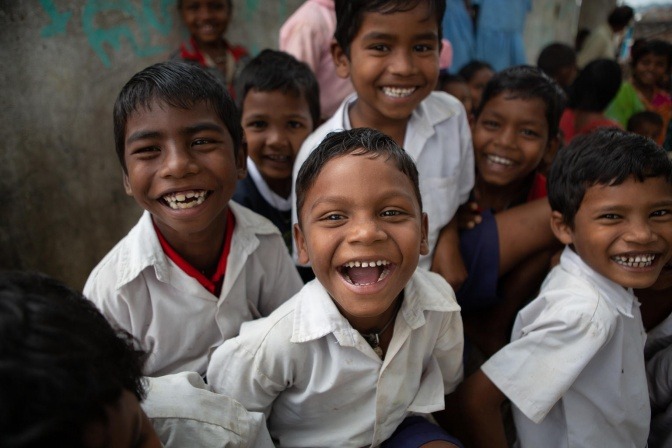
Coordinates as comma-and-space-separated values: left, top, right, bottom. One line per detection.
40, 0, 174, 67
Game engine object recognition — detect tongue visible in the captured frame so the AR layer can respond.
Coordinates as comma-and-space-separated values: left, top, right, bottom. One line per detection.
347, 266, 381, 285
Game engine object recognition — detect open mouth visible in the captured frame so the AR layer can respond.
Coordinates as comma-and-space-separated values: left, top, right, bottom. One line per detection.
265, 154, 292, 163
162, 190, 210, 210
338, 260, 392, 286
612, 254, 656, 268
382, 87, 416, 98
485, 154, 514, 166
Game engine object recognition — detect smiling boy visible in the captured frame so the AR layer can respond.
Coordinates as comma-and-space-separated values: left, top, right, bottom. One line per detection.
459, 128, 672, 448
290, 0, 474, 289
208, 128, 464, 447
84, 62, 302, 376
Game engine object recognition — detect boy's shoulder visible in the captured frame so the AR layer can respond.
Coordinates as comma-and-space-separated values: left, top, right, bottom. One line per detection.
417, 91, 467, 125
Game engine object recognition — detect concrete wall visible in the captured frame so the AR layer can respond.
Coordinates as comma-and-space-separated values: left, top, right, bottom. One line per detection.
1, 0, 596, 290
0, 0, 301, 289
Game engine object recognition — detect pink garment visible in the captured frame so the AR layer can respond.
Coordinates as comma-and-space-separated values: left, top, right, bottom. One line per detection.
281, 0, 453, 120
280, 0, 353, 120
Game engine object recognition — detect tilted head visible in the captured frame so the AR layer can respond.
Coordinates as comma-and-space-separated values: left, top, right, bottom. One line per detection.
548, 128, 672, 227
113, 61, 243, 173
334, 0, 446, 56
0, 271, 152, 447
537, 42, 577, 88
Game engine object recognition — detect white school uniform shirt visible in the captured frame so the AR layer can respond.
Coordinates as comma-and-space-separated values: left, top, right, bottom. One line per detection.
143, 372, 275, 448
290, 92, 474, 270
482, 247, 649, 448
207, 268, 464, 448
84, 202, 303, 376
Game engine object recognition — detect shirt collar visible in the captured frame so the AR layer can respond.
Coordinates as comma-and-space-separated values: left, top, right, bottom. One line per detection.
290, 269, 460, 345
560, 246, 637, 317
246, 157, 292, 211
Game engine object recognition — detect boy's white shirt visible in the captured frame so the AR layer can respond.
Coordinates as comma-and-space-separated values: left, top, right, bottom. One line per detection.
143, 372, 274, 448
83, 201, 303, 376
207, 268, 464, 448
482, 247, 649, 448
290, 91, 475, 270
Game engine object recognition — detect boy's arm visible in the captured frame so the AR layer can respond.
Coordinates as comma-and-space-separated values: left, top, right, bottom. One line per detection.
431, 218, 467, 291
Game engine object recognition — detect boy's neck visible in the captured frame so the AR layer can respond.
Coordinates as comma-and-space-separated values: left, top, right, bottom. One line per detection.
475, 175, 532, 212
348, 101, 408, 146
152, 210, 229, 275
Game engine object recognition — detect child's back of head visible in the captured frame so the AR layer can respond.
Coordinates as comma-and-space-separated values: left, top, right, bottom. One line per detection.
536, 42, 577, 89
0, 271, 154, 447
567, 58, 621, 113
548, 128, 672, 228
628, 110, 664, 141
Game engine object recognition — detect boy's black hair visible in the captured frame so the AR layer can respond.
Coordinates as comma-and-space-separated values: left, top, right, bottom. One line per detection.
437, 73, 467, 91
0, 271, 147, 447
177, 0, 231, 10
113, 61, 243, 172
476, 65, 567, 140
537, 43, 576, 79
607, 5, 634, 30
627, 110, 664, 132
295, 128, 422, 221
631, 38, 672, 70
235, 49, 320, 128
548, 128, 672, 227
567, 58, 621, 112
457, 59, 494, 82
334, 0, 446, 56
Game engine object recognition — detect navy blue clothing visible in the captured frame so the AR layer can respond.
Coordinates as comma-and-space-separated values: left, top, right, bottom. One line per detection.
233, 176, 292, 252
382, 416, 464, 448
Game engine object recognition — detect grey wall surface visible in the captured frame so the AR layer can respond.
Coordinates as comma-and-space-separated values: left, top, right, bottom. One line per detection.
0, 0, 301, 289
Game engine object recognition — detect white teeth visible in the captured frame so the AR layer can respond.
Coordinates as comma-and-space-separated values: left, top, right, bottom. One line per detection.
613, 254, 655, 268
486, 154, 514, 166
343, 260, 390, 268
382, 86, 416, 98
163, 190, 208, 210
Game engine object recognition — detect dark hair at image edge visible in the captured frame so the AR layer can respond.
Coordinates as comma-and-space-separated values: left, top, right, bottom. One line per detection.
548, 128, 672, 227
114, 61, 243, 172
0, 271, 147, 447
334, 0, 446, 56
295, 128, 422, 221
476, 65, 567, 140
235, 49, 321, 127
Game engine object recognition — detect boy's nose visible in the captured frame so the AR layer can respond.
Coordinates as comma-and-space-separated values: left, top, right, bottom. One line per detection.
495, 126, 516, 148
266, 127, 288, 148
624, 219, 656, 244
349, 217, 388, 244
160, 147, 198, 178
388, 50, 417, 76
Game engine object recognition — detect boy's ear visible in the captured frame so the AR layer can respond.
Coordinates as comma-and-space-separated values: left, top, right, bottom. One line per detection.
236, 140, 248, 179
550, 210, 574, 245
293, 223, 311, 265
420, 212, 430, 256
331, 39, 351, 80
122, 171, 133, 196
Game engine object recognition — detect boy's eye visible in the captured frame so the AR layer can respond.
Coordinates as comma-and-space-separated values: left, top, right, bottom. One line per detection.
369, 44, 390, 52
192, 138, 213, 146
288, 121, 304, 129
246, 120, 267, 129
413, 44, 434, 53
520, 128, 540, 138
381, 209, 403, 217
131, 145, 160, 155
481, 120, 499, 130
321, 213, 345, 222
651, 209, 671, 218
599, 213, 621, 220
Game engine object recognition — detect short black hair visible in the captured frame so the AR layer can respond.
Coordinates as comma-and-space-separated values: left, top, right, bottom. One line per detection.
177, 0, 231, 10
0, 271, 147, 447
334, 0, 446, 56
457, 59, 494, 82
537, 42, 576, 78
607, 5, 634, 30
113, 61, 242, 172
631, 38, 672, 70
548, 128, 672, 227
236, 49, 320, 128
437, 73, 467, 91
476, 65, 567, 140
295, 128, 422, 222
567, 58, 621, 112
627, 110, 664, 132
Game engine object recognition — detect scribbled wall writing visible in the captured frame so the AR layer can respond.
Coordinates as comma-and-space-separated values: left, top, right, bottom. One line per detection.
39, 0, 175, 67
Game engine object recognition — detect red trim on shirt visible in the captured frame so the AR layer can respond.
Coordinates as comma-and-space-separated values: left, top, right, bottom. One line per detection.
154, 209, 236, 296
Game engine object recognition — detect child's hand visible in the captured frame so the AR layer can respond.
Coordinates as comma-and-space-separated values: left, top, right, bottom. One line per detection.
431, 221, 468, 291
456, 201, 482, 230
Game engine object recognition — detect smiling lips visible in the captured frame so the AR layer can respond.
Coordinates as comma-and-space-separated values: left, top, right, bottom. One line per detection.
485, 154, 514, 166
162, 190, 209, 210
339, 260, 392, 286
612, 254, 657, 268
382, 87, 416, 98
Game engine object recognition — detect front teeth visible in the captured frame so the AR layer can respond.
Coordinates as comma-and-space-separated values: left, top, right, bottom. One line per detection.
382, 87, 415, 98
613, 254, 655, 268
163, 190, 207, 210
486, 154, 514, 166
343, 260, 390, 268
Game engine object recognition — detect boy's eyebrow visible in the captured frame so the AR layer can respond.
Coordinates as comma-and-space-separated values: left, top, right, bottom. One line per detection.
125, 122, 226, 145
360, 31, 438, 42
